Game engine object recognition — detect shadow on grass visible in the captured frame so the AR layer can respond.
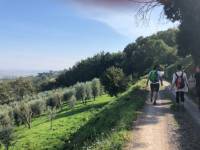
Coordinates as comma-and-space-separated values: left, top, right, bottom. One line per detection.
55, 102, 110, 120
62, 87, 147, 150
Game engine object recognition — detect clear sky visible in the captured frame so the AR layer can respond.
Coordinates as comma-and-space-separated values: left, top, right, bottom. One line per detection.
0, 0, 177, 71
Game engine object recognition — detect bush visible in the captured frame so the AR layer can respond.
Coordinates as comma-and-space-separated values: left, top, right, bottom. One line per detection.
0, 127, 14, 150
0, 112, 12, 128
29, 100, 45, 117
0, 105, 13, 128
101, 67, 129, 97
63, 88, 75, 102
13, 106, 23, 126
46, 94, 62, 110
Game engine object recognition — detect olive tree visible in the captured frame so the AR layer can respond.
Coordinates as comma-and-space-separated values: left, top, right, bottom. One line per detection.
63, 88, 75, 102
74, 83, 86, 104
85, 82, 92, 100
29, 100, 46, 117
46, 94, 62, 110
91, 78, 101, 100
14, 102, 33, 129
68, 95, 77, 109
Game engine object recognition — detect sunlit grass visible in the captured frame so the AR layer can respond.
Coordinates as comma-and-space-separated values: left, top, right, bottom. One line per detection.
5, 80, 147, 150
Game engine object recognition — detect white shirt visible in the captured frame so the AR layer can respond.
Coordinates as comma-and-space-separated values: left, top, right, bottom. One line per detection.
172, 71, 189, 92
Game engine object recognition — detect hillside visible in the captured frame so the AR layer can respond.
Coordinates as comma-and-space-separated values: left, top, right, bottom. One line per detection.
2, 80, 147, 150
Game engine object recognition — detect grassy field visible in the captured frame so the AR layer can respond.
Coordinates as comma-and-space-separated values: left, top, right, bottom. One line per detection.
7, 80, 147, 150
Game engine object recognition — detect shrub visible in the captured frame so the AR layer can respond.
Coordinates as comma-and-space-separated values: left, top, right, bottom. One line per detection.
101, 67, 129, 97
0, 127, 14, 150
29, 100, 45, 117
46, 94, 62, 110
0, 105, 13, 128
0, 112, 12, 128
63, 88, 75, 102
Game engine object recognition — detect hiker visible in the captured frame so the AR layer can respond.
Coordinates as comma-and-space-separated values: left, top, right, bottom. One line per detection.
171, 65, 189, 105
146, 65, 163, 105
195, 66, 200, 109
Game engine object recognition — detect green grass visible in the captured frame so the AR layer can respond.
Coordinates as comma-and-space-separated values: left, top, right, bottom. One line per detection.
64, 79, 147, 150
6, 80, 147, 150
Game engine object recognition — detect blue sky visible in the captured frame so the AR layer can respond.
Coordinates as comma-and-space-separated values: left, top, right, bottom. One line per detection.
0, 0, 177, 71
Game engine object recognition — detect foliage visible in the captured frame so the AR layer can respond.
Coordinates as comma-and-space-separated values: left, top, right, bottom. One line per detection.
46, 94, 62, 110
29, 100, 46, 117
161, 0, 200, 65
85, 82, 93, 100
14, 102, 33, 129
91, 78, 101, 100
63, 88, 75, 102
101, 67, 129, 97
56, 52, 124, 87
74, 83, 87, 104
68, 95, 77, 108
0, 127, 14, 150
10, 78, 35, 101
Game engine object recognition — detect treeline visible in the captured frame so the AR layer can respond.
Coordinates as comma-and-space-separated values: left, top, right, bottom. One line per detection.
54, 29, 178, 88
0, 28, 178, 105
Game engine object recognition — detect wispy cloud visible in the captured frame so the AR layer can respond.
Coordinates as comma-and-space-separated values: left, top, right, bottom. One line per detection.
71, 1, 178, 39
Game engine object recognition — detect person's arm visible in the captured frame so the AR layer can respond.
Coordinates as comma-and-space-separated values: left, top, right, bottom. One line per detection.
171, 73, 176, 88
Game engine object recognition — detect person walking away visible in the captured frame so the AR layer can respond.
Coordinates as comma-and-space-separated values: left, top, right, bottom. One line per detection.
195, 66, 200, 110
172, 65, 189, 105
146, 65, 163, 105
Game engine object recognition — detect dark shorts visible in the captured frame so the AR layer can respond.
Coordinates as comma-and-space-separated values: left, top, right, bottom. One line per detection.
176, 91, 185, 103
150, 83, 160, 92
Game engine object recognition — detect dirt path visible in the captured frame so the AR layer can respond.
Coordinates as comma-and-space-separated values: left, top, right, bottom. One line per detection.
125, 84, 200, 150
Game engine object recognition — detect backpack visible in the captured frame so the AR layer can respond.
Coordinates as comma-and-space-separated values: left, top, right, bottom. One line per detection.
175, 72, 185, 89
149, 71, 159, 83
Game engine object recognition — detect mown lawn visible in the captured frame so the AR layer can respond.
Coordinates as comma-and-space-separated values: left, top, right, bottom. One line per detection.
8, 80, 147, 150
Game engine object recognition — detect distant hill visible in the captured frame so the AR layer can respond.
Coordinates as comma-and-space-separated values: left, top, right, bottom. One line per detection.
0, 70, 45, 79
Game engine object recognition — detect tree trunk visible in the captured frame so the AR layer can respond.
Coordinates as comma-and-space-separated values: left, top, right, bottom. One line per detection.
6, 144, 9, 150
50, 118, 53, 130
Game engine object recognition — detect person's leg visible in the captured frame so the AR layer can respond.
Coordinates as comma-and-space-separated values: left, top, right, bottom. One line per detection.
176, 92, 180, 104
180, 92, 185, 103
153, 84, 159, 105
197, 88, 200, 110
150, 84, 154, 102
